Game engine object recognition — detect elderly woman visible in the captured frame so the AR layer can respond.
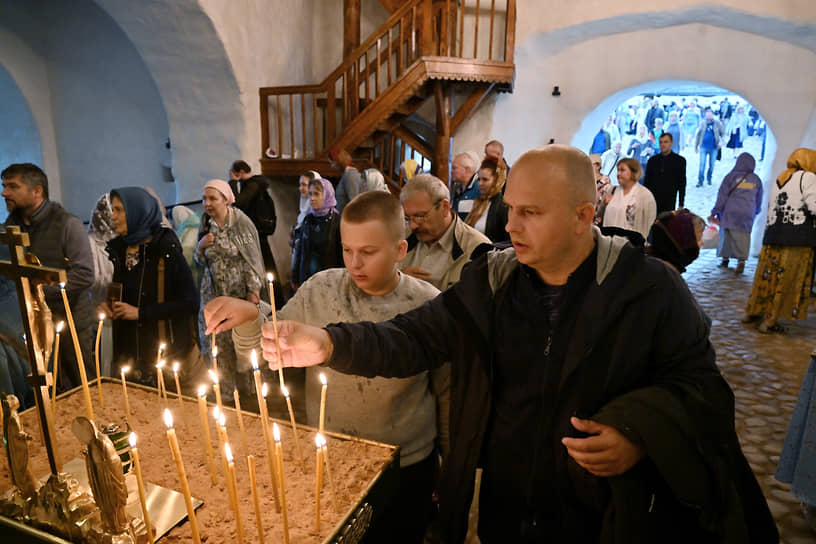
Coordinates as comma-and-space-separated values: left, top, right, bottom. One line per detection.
466, 157, 509, 242
627, 123, 655, 183
291, 177, 342, 289
710, 153, 763, 274
102, 187, 199, 386
743, 148, 816, 333
195, 179, 264, 400
602, 158, 657, 240
648, 209, 706, 274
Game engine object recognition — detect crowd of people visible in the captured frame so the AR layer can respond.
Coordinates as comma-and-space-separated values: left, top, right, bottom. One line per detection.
1, 128, 814, 542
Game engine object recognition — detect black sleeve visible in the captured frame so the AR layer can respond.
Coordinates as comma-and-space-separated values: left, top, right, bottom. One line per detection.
678, 156, 687, 209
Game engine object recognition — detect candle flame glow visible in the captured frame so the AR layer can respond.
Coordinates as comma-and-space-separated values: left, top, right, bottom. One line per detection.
159, 343, 166, 354
266, 272, 274, 283
99, 313, 105, 321
212, 345, 218, 358
172, 361, 180, 374
208, 369, 219, 384
157, 360, 166, 369
129, 432, 137, 448
224, 442, 233, 463
281, 385, 290, 398
164, 409, 173, 429
121, 365, 130, 374
59, 282, 66, 289
262, 382, 268, 398
213, 406, 220, 420
218, 413, 226, 427
272, 422, 281, 442
56, 321, 64, 333
319, 373, 327, 386
315, 433, 325, 448
251, 349, 258, 370
198, 385, 206, 397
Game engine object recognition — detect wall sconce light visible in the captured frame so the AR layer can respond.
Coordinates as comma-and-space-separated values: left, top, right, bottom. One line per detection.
552, 86, 561, 97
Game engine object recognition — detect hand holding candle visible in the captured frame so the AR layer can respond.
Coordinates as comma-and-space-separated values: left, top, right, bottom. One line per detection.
129, 433, 155, 544
50, 321, 64, 417
164, 409, 202, 544
94, 313, 105, 407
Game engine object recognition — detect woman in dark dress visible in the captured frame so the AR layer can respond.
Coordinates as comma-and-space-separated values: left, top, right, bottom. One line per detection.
291, 178, 343, 289
102, 187, 200, 386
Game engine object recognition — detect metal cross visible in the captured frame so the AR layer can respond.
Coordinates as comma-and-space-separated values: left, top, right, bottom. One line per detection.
0, 225, 66, 474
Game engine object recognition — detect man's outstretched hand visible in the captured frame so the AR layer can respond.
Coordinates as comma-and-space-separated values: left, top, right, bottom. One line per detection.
203, 296, 259, 334
561, 417, 646, 478
261, 320, 334, 370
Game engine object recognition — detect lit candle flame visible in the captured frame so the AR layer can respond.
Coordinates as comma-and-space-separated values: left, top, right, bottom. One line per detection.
198, 385, 207, 397
262, 382, 268, 398
157, 359, 166, 369
212, 345, 218, 358
218, 413, 226, 427
164, 409, 173, 429
129, 432, 137, 448
266, 272, 274, 283
315, 433, 324, 448
56, 321, 64, 333
208, 369, 219, 384
318, 434, 326, 448
319, 373, 327, 386
159, 343, 166, 355
99, 313, 105, 321
251, 349, 258, 370
172, 362, 180, 374
121, 365, 130, 375
213, 406, 220, 420
272, 422, 281, 442
281, 385, 290, 398
224, 442, 233, 463
59, 282, 66, 290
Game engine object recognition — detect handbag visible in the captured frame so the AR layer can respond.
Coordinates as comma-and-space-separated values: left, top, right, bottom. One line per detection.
157, 257, 207, 391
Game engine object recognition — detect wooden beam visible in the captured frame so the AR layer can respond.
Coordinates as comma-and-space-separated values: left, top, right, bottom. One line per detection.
432, 80, 451, 185
344, 0, 362, 58
451, 83, 494, 135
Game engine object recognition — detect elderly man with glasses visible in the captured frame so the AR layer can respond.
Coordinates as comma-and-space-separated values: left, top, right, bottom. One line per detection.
399, 174, 491, 290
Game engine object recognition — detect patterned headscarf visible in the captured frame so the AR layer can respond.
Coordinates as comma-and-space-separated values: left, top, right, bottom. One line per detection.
777, 148, 816, 187
88, 193, 116, 241
309, 178, 337, 217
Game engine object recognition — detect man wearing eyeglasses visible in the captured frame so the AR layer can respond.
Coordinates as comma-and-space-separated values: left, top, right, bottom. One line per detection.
399, 174, 490, 290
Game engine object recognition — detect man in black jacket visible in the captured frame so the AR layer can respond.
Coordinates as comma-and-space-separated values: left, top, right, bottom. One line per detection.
2, 163, 95, 391
211, 145, 776, 544
644, 133, 687, 213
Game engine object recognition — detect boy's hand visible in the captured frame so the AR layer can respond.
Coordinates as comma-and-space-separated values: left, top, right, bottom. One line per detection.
261, 320, 333, 369
204, 296, 259, 334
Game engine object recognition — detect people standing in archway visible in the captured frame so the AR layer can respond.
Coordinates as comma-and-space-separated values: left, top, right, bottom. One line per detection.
694, 109, 725, 187
709, 153, 763, 274
626, 124, 654, 184
743, 148, 816, 333
665, 111, 682, 154
196, 179, 264, 401
644, 133, 687, 214
725, 106, 749, 159
602, 158, 657, 240
681, 99, 701, 150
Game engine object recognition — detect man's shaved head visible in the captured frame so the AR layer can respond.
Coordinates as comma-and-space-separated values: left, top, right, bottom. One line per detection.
509, 144, 596, 209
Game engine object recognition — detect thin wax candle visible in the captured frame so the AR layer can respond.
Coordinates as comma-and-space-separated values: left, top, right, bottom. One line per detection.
129, 433, 155, 544
59, 283, 93, 421
120, 365, 132, 420
50, 321, 64, 417
164, 410, 202, 544
94, 313, 105, 407
197, 385, 218, 485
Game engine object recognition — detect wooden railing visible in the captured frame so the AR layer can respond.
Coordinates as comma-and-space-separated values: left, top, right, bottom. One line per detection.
259, 0, 515, 162
370, 126, 433, 191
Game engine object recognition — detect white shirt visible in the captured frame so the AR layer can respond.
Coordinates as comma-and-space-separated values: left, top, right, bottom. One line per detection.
603, 182, 657, 240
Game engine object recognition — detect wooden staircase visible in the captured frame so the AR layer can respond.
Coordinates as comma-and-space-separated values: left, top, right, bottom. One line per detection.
259, 0, 516, 191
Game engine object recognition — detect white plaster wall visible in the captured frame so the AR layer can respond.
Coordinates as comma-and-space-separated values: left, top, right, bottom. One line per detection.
0, 28, 61, 207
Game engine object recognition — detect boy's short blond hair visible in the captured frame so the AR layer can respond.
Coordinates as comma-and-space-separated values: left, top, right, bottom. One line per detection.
342, 191, 405, 243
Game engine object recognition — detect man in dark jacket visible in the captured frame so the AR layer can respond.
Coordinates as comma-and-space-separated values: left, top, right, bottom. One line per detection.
215, 145, 777, 544
2, 163, 95, 391
644, 133, 687, 213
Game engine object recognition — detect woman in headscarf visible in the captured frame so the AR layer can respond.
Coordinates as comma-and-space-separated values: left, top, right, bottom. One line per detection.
291, 177, 342, 289
626, 123, 655, 183
88, 194, 117, 309
710, 152, 763, 274
399, 159, 421, 185
195, 179, 264, 402
743, 148, 816, 333
647, 209, 706, 274
465, 157, 509, 242
103, 187, 199, 385
363, 168, 390, 193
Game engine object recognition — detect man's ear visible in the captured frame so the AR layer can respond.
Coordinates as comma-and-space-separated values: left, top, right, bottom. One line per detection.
575, 202, 595, 234
439, 199, 451, 214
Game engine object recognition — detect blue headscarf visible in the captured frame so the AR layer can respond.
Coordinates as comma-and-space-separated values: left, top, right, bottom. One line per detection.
110, 187, 164, 245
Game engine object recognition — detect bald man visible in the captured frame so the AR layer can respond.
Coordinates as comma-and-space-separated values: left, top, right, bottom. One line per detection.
227, 146, 776, 543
